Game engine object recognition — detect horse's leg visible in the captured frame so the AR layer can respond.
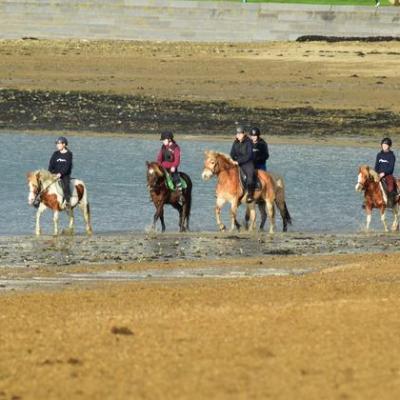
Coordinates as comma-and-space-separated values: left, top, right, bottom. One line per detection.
79, 202, 93, 235
391, 204, 399, 231
68, 208, 75, 234
216, 197, 227, 231
53, 210, 60, 236
247, 203, 256, 231
265, 200, 276, 234
171, 202, 184, 232
230, 200, 241, 232
380, 207, 389, 232
365, 208, 372, 231
35, 203, 46, 236
258, 201, 267, 231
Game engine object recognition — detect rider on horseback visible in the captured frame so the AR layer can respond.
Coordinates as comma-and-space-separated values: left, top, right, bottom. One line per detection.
249, 127, 269, 171
48, 136, 73, 210
157, 130, 184, 203
230, 125, 256, 203
375, 137, 397, 208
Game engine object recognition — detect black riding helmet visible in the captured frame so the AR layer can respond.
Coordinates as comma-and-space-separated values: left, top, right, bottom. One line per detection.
381, 137, 392, 147
250, 127, 261, 137
56, 136, 68, 145
160, 131, 174, 141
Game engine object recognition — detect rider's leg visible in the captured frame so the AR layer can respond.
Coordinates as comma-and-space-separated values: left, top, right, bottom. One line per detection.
172, 171, 184, 202
61, 175, 72, 208
242, 163, 256, 203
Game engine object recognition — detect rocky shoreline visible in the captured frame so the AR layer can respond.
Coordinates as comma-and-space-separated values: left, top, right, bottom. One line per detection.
2, 231, 400, 269
1, 88, 400, 138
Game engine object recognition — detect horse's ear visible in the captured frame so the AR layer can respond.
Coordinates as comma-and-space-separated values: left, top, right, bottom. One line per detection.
146, 161, 150, 167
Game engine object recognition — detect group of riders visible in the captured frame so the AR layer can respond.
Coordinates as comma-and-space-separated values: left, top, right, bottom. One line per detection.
45, 131, 397, 211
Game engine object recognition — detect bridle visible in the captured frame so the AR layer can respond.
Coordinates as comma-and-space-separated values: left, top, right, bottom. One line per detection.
31, 175, 59, 203
147, 166, 166, 192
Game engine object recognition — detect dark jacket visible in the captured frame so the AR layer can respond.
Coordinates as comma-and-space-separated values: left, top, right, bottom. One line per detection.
48, 150, 73, 177
252, 138, 269, 167
230, 136, 253, 166
375, 150, 395, 176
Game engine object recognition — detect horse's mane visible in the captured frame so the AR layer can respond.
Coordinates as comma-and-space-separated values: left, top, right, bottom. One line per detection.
206, 150, 237, 167
36, 169, 58, 183
361, 165, 380, 183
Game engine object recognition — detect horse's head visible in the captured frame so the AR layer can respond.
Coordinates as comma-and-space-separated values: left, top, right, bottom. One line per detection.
146, 161, 165, 188
202, 150, 236, 181
355, 165, 379, 192
26, 170, 42, 205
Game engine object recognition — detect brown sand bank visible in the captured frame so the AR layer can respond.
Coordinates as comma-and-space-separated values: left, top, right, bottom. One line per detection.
0, 252, 400, 399
1, 39, 400, 138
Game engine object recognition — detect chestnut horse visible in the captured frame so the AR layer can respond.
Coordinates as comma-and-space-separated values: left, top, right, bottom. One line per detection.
201, 150, 279, 234
146, 161, 192, 232
355, 165, 399, 232
27, 169, 92, 236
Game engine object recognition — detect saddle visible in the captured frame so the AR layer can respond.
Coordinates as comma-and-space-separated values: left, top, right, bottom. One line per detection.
164, 171, 187, 191
239, 169, 262, 191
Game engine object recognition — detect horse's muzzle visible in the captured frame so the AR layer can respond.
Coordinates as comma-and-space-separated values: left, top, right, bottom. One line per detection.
355, 183, 363, 192
201, 169, 213, 181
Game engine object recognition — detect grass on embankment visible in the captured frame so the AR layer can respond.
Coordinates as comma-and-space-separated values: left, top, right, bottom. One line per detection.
198, 0, 391, 6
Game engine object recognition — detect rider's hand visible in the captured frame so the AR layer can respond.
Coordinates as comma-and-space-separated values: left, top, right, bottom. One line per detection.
379, 172, 385, 178
233, 161, 239, 166
56, 173, 61, 178
170, 167, 176, 172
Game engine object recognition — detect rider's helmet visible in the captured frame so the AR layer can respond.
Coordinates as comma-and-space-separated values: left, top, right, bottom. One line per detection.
381, 137, 392, 147
160, 131, 174, 141
56, 136, 68, 145
250, 127, 261, 137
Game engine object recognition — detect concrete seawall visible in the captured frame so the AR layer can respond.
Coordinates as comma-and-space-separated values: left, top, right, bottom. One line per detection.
1, 0, 400, 42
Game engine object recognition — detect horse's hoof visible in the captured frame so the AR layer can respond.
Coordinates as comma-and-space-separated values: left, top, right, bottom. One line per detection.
219, 225, 226, 232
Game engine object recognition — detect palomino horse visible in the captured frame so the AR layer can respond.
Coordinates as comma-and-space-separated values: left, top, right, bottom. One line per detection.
27, 170, 92, 236
201, 150, 280, 234
146, 161, 192, 232
355, 165, 399, 232
244, 172, 292, 232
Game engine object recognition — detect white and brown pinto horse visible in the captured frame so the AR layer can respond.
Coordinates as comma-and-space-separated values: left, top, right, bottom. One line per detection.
355, 165, 399, 232
27, 170, 92, 236
202, 150, 279, 234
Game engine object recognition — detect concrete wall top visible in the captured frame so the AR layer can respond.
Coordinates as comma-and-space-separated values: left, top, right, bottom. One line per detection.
1, 0, 400, 42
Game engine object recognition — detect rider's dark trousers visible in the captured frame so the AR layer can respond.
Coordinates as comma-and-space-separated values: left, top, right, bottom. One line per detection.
61, 174, 71, 202
240, 162, 256, 192
170, 170, 182, 190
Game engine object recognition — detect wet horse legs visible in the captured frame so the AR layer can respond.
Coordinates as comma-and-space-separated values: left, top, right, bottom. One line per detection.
153, 204, 166, 232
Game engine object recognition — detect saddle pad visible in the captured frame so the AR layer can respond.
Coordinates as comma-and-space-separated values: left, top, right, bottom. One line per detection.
165, 173, 188, 191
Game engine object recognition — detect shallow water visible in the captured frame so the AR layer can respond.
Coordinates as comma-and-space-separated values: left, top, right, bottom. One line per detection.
0, 131, 391, 235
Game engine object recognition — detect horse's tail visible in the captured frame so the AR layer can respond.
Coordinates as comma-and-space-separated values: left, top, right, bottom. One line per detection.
282, 201, 292, 225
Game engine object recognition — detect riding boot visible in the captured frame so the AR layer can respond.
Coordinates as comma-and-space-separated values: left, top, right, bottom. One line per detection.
246, 185, 255, 203
387, 191, 396, 208
176, 183, 184, 204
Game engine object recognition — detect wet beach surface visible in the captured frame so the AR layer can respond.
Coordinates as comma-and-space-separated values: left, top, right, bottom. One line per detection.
1, 231, 400, 292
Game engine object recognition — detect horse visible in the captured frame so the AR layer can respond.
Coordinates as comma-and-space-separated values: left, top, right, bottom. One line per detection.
244, 172, 292, 232
27, 169, 93, 236
146, 161, 192, 232
201, 150, 284, 234
355, 165, 400, 232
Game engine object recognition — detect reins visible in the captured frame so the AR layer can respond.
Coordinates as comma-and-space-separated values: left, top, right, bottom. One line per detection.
33, 176, 60, 202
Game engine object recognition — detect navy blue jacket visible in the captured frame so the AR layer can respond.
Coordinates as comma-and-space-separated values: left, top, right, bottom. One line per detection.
252, 138, 269, 168
48, 150, 73, 177
230, 136, 253, 166
375, 150, 395, 176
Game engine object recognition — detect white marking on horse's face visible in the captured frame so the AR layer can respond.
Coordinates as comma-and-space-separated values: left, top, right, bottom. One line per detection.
148, 168, 154, 175
355, 172, 363, 192
28, 182, 36, 205
201, 168, 213, 181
